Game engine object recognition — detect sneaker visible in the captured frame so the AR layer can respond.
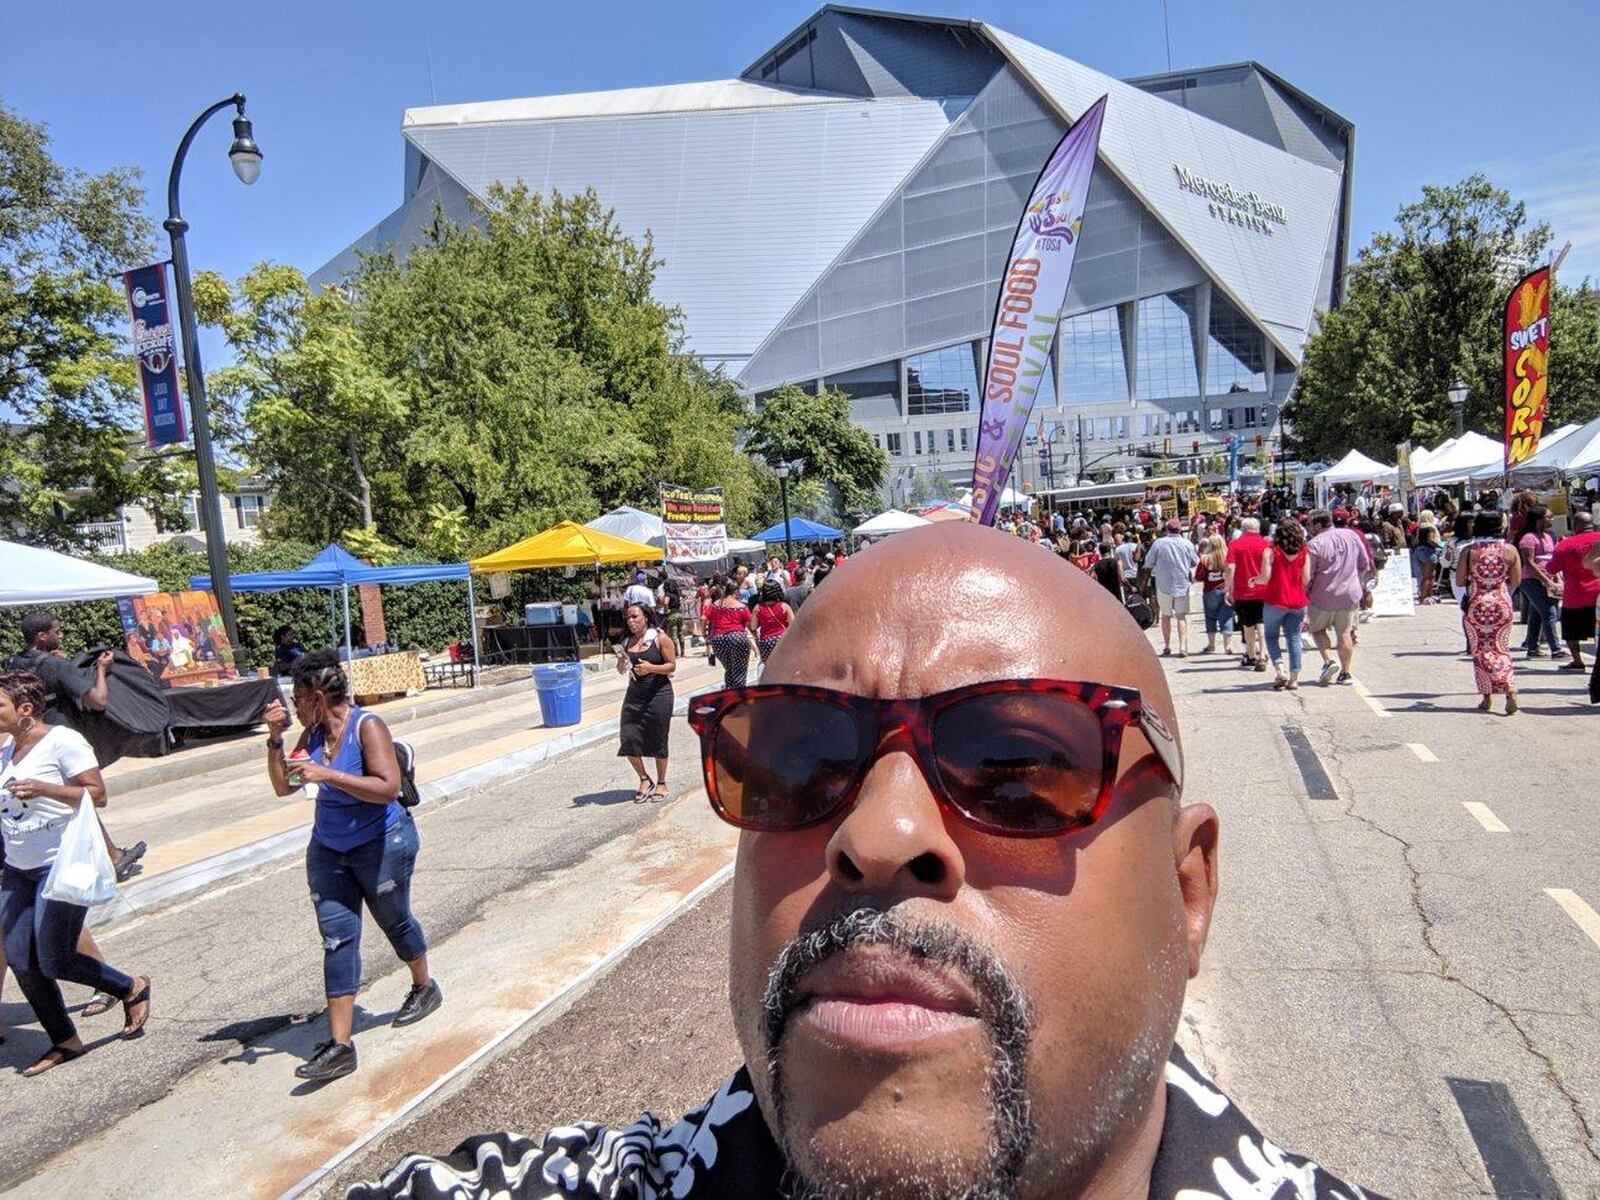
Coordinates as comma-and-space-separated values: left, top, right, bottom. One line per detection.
393, 979, 443, 1027
1560, 660, 1587, 672
1526, 647, 1545, 658
1318, 661, 1340, 686
295, 1039, 357, 1081
1336, 672, 1353, 684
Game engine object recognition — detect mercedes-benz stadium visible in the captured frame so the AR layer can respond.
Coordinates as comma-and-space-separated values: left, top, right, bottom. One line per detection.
314, 5, 1353, 497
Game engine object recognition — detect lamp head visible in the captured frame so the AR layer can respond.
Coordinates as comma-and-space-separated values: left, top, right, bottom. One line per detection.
1448, 379, 1469, 409
229, 114, 263, 185
776, 463, 791, 480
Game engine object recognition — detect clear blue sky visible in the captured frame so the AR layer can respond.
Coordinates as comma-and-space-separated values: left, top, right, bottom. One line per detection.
4, 0, 1597, 307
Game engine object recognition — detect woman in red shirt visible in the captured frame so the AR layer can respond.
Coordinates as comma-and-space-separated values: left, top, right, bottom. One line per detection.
751, 580, 794, 663
1251, 518, 1312, 690
703, 582, 755, 687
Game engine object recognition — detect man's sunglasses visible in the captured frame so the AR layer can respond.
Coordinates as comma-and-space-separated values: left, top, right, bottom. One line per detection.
687, 678, 1183, 839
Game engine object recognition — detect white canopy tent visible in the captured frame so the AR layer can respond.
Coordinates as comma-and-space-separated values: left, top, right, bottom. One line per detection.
1410, 431, 1505, 486
0, 540, 159, 606
956, 484, 1029, 509
1466, 422, 1582, 485
586, 506, 766, 563
584, 505, 663, 545
852, 509, 931, 536
1372, 437, 1457, 487
1315, 449, 1393, 485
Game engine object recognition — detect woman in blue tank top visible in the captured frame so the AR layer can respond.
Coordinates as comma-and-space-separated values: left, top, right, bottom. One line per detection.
264, 649, 442, 1082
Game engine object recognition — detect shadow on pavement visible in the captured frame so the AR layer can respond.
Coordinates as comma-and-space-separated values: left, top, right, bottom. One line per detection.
571, 788, 640, 808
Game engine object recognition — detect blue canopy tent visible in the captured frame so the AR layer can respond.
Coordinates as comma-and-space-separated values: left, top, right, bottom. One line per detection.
192, 544, 479, 679
750, 516, 842, 543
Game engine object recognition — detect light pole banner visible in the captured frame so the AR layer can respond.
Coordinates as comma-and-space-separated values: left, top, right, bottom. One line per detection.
970, 95, 1107, 526
123, 262, 188, 448
1503, 265, 1551, 469
660, 483, 727, 562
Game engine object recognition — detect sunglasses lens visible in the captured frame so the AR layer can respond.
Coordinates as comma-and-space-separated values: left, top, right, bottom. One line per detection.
932, 692, 1105, 833
710, 695, 864, 829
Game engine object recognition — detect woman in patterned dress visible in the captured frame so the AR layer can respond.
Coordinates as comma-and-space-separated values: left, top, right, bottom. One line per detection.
1460, 510, 1521, 714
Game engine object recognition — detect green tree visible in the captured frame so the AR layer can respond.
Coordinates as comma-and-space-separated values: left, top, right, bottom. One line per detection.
0, 101, 187, 546
743, 384, 888, 517
202, 186, 763, 553
352, 186, 759, 551
196, 263, 408, 541
1288, 174, 1600, 462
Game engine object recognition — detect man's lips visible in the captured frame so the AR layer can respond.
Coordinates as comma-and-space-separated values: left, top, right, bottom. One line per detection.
790, 949, 982, 1051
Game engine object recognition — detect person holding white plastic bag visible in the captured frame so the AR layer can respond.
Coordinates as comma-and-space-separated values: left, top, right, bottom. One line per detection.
0, 671, 150, 1076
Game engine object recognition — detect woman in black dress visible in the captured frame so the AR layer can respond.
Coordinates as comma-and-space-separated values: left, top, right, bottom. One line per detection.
615, 602, 677, 803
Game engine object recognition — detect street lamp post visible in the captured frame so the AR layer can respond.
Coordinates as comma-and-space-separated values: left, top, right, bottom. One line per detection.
775, 463, 793, 564
165, 93, 262, 649
1259, 402, 1284, 488
1448, 379, 1469, 438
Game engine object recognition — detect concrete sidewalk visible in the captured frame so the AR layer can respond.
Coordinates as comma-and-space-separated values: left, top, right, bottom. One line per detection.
1, 721, 737, 1195
94, 656, 723, 925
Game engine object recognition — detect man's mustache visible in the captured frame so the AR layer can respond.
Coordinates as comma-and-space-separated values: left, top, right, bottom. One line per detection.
760, 906, 1033, 1057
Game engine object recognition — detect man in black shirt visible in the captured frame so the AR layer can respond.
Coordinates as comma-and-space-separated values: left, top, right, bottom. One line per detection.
357, 525, 1381, 1200
7, 611, 146, 881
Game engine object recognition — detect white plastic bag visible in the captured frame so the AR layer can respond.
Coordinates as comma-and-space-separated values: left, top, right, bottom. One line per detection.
41, 795, 118, 907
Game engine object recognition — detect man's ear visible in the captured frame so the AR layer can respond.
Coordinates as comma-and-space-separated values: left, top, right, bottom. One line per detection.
1173, 803, 1219, 978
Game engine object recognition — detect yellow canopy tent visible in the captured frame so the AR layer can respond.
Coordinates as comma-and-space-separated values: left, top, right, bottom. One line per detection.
471, 520, 663, 571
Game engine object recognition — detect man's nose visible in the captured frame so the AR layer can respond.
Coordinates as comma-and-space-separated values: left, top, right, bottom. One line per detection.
825, 743, 964, 898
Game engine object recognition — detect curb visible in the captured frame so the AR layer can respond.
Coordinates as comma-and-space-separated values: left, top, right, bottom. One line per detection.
283, 860, 735, 1200
90, 690, 699, 930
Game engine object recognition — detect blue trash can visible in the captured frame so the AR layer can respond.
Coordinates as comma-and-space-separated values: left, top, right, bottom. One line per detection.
532, 661, 584, 727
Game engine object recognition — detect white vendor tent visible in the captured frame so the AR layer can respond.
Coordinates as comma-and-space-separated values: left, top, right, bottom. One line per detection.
853, 509, 931, 536
1410, 431, 1505, 486
1315, 449, 1393, 485
1467, 422, 1582, 485
1374, 437, 1455, 487
0, 540, 159, 606
956, 484, 1029, 509
585, 505, 664, 545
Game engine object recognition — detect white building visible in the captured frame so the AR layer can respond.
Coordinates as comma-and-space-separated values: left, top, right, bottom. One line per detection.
315, 6, 1352, 498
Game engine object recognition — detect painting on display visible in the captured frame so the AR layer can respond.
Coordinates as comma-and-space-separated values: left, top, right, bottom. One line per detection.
116, 590, 237, 685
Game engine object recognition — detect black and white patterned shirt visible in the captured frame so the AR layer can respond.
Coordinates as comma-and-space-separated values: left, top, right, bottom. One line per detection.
349, 1046, 1382, 1199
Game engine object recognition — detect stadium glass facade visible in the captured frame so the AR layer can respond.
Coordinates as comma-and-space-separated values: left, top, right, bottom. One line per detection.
314, 6, 1353, 499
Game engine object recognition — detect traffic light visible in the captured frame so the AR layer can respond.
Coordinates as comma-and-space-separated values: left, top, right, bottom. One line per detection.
1192, 440, 1200, 454
1255, 433, 1263, 447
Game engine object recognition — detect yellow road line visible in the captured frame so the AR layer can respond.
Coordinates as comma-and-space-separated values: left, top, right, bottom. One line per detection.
1406, 742, 1438, 762
1462, 801, 1508, 833
1350, 678, 1389, 717
1545, 889, 1600, 952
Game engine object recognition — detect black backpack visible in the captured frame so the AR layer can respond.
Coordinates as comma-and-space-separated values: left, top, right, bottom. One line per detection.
393, 738, 421, 808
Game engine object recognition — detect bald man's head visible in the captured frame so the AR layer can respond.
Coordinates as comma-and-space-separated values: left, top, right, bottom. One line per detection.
724, 521, 1218, 1200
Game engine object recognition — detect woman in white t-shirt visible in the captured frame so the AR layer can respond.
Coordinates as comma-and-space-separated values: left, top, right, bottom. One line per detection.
1, 671, 150, 1076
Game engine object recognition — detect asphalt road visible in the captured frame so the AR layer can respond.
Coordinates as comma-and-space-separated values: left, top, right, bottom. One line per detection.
8, 604, 1599, 1197
330, 605, 1600, 1199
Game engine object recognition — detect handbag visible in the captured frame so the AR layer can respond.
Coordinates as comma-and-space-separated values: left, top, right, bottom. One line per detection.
41, 794, 119, 907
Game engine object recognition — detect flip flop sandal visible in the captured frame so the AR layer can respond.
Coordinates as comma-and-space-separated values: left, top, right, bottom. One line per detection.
114, 841, 148, 883
122, 977, 152, 1037
23, 1043, 85, 1077
648, 782, 669, 803
83, 991, 118, 1017
631, 777, 654, 804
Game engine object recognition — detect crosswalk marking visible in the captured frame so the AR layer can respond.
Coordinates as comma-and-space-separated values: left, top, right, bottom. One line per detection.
1407, 743, 1437, 762
1462, 801, 1508, 833
1545, 889, 1600, 952
1351, 678, 1389, 718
